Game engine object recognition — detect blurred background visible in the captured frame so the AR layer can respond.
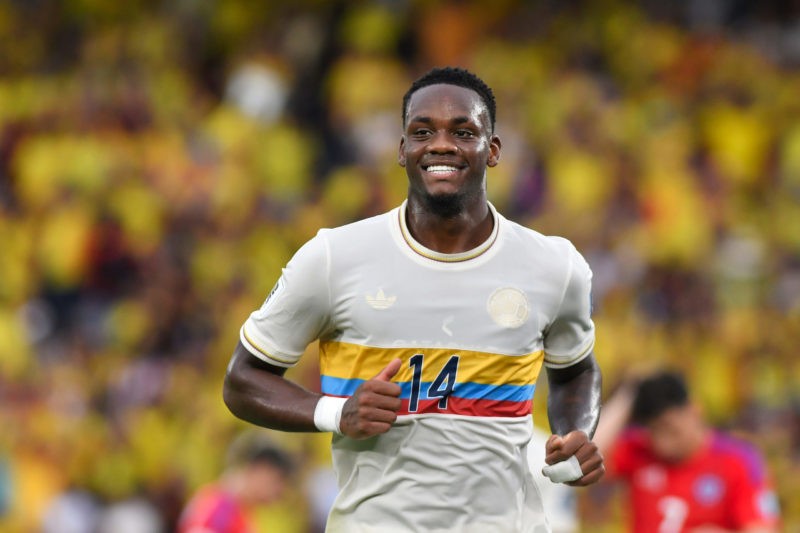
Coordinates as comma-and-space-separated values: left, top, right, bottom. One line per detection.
1, 0, 799, 531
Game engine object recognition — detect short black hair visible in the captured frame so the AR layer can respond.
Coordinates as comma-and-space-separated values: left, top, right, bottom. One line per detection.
631, 371, 690, 425
226, 431, 294, 477
402, 66, 497, 132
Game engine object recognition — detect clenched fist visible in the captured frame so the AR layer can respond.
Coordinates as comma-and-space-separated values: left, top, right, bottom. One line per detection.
340, 358, 403, 439
544, 430, 605, 486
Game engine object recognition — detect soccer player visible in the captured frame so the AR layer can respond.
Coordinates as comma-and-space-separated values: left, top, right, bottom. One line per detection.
593, 371, 781, 532
178, 432, 293, 533
223, 66, 604, 532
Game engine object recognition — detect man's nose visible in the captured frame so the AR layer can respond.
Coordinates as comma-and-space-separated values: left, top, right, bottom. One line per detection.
426, 130, 457, 153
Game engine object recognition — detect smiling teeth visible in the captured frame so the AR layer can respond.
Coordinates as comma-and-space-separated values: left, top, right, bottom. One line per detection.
426, 165, 459, 173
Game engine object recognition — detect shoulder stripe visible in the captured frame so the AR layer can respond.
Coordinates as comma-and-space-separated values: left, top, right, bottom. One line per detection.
240, 327, 297, 366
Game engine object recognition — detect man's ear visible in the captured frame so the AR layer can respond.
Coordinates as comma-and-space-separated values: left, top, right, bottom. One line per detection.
398, 136, 406, 167
487, 134, 502, 167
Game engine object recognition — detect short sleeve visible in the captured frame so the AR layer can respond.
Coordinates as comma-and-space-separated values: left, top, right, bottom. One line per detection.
240, 232, 332, 367
543, 243, 595, 368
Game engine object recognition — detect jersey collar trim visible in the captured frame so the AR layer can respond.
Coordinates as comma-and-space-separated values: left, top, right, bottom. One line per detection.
397, 200, 501, 263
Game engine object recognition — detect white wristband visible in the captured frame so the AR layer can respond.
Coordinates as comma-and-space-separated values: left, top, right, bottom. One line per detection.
542, 455, 583, 483
314, 396, 347, 434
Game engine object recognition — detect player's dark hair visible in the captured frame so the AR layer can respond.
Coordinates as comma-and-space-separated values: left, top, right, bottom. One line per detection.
402, 66, 497, 132
226, 431, 294, 477
249, 445, 294, 477
631, 371, 690, 425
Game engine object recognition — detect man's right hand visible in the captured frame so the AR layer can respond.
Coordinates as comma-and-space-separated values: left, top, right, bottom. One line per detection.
339, 358, 402, 439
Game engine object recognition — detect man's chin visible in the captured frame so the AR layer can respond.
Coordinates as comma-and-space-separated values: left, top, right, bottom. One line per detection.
422, 192, 464, 218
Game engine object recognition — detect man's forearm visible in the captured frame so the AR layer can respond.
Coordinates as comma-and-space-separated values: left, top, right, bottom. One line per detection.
223, 342, 322, 432
546, 354, 602, 437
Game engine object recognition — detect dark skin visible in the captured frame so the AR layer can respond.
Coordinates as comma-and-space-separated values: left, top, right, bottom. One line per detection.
399, 84, 500, 253
224, 344, 402, 438
545, 355, 604, 486
223, 82, 604, 486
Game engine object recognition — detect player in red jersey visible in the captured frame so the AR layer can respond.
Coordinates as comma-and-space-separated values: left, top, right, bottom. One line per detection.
594, 371, 780, 532
178, 433, 293, 533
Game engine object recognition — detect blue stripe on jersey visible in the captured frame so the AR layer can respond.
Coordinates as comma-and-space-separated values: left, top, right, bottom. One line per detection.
320, 376, 534, 402
454, 382, 535, 402
321, 376, 365, 396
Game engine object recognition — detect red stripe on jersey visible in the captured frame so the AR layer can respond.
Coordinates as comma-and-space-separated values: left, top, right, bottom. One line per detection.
399, 397, 532, 417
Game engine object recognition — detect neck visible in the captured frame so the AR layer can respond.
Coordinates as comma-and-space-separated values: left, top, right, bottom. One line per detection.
694, 426, 712, 452
679, 426, 712, 463
220, 471, 249, 505
405, 193, 493, 254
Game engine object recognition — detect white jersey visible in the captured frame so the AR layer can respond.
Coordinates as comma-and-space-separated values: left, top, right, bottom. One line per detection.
241, 201, 595, 533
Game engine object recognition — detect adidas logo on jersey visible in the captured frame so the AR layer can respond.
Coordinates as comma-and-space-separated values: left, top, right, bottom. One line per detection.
365, 289, 396, 310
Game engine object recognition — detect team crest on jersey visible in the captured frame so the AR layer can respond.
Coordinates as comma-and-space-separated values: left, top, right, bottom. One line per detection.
365, 288, 396, 310
757, 489, 780, 518
693, 474, 725, 505
487, 287, 529, 328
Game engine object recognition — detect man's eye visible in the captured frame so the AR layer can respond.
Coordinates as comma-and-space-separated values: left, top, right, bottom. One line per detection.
413, 129, 432, 137
455, 130, 474, 137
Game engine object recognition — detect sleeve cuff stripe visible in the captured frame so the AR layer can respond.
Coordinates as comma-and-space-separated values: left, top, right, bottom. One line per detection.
241, 327, 298, 366
544, 338, 595, 368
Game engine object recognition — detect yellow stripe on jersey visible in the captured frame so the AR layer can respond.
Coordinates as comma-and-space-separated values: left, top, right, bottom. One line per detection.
319, 340, 543, 386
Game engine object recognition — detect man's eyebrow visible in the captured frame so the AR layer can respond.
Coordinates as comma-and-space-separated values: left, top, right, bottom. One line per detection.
408, 115, 432, 124
407, 116, 474, 125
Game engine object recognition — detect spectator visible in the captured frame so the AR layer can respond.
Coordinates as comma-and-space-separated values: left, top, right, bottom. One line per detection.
593, 370, 781, 532
178, 431, 293, 533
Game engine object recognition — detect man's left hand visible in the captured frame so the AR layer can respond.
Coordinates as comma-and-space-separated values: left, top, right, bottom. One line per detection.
543, 430, 605, 486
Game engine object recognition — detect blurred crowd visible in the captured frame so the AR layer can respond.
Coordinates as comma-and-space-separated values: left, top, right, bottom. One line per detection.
0, 0, 799, 531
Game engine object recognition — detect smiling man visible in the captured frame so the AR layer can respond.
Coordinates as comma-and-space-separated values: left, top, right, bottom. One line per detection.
223, 67, 604, 532
401, 78, 500, 223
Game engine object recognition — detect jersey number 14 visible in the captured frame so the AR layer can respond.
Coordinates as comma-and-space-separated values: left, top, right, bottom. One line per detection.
408, 354, 460, 412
